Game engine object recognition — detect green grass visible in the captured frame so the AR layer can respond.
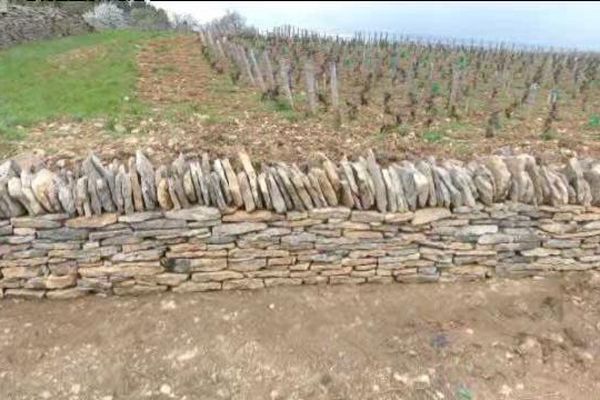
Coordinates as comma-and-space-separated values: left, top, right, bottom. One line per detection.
423, 130, 444, 143
0, 30, 170, 139
263, 98, 300, 122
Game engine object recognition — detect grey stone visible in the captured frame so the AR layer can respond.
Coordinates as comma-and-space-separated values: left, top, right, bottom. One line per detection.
136, 150, 156, 210
483, 156, 511, 201
212, 222, 267, 236
366, 149, 387, 212
128, 157, 145, 212
411, 208, 452, 225
238, 150, 262, 208
238, 171, 256, 212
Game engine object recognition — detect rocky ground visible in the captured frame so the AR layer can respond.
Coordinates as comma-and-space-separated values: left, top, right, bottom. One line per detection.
1, 273, 600, 399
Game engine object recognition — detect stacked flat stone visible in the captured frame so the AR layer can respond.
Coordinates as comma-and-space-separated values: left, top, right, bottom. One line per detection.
2, 150, 600, 299
0, 150, 599, 221
2, 203, 600, 299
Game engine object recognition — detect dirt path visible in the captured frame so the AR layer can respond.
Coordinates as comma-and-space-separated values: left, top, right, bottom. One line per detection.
1, 274, 599, 399
137, 36, 212, 105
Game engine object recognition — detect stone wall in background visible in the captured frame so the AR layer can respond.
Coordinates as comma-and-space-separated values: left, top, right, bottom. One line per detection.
0, 5, 92, 48
2, 149, 600, 299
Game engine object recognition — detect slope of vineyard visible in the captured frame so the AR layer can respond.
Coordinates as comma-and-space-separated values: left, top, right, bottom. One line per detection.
2, 29, 599, 167
199, 23, 600, 158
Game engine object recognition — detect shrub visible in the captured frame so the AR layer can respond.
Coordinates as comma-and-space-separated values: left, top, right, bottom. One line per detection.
83, 2, 128, 31
130, 7, 171, 31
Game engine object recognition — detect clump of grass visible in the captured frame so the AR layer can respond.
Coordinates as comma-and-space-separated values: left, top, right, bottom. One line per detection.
541, 130, 557, 141
589, 115, 600, 129
264, 98, 299, 122
0, 30, 168, 141
423, 130, 444, 143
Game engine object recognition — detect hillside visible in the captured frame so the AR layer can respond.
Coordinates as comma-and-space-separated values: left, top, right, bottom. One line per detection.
0, 31, 599, 168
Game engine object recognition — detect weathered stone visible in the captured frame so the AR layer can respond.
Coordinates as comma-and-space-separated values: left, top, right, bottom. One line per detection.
172, 281, 221, 292
313, 168, 338, 207
306, 169, 328, 209
344, 230, 383, 240
228, 257, 266, 271
564, 158, 592, 206
353, 161, 374, 209
266, 170, 286, 213
79, 262, 163, 278
477, 233, 512, 245
213, 222, 267, 236
351, 210, 385, 223
237, 171, 256, 212
223, 278, 264, 290
164, 206, 220, 222
264, 278, 302, 287
192, 271, 243, 282
156, 173, 173, 211
222, 210, 280, 223
8, 174, 43, 216
128, 157, 145, 212
396, 162, 429, 210
117, 166, 133, 214
521, 248, 561, 257
65, 213, 117, 229
276, 165, 305, 211
44, 274, 77, 289
545, 239, 580, 249
46, 288, 89, 300
483, 156, 511, 201
257, 171, 272, 210
308, 207, 351, 220
455, 225, 498, 237
154, 273, 188, 286
167, 258, 227, 273
112, 249, 162, 262
4, 289, 44, 299
31, 169, 60, 213
411, 208, 452, 225
136, 150, 156, 210
2, 266, 41, 279
220, 158, 243, 208
539, 222, 577, 234
366, 150, 387, 212
37, 227, 88, 241
238, 150, 262, 208
289, 166, 314, 210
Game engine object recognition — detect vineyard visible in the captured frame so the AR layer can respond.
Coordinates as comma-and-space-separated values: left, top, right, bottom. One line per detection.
200, 21, 600, 144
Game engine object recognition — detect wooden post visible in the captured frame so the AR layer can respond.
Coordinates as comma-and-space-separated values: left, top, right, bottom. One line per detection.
304, 60, 318, 114
262, 50, 276, 91
330, 62, 340, 111
239, 46, 256, 86
249, 49, 266, 93
279, 58, 294, 109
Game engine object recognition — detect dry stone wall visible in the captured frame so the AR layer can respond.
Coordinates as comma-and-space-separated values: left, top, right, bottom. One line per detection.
0, 5, 92, 48
2, 149, 600, 299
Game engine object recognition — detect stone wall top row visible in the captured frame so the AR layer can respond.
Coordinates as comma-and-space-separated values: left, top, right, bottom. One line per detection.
0, 149, 598, 220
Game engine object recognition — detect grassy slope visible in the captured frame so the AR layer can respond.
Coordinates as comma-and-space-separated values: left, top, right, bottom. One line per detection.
0, 30, 169, 139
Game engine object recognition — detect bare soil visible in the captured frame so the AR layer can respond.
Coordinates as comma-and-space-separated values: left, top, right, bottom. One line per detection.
2, 273, 600, 399
9, 35, 600, 169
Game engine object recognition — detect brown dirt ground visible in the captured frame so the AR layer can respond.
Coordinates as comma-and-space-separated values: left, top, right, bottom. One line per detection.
1, 273, 600, 399
7, 35, 600, 169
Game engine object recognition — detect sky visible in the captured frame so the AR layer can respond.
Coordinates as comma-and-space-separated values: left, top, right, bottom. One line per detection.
152, 1, 600, 50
